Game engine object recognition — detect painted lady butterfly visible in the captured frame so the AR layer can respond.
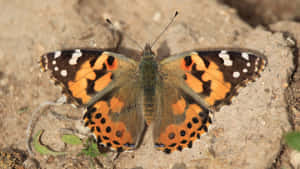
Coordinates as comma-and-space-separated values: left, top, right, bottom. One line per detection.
39, 12, 266, 154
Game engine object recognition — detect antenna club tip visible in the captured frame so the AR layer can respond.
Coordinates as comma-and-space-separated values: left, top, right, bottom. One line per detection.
106, 18, 112, 24
175, 11, 179, 16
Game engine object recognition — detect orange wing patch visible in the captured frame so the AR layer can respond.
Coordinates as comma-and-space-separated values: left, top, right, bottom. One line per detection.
171, 97, 186, 115
110, 97, 124, 113
68, 54, 117, 104
155, 103, 211, 153
93, 72, 113, 93
83, 99, 135, 152
184, 73, 203, 93
182, 54, 231, 106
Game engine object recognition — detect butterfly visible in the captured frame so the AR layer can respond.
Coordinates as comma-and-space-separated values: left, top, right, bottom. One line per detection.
39, 42, 266, 154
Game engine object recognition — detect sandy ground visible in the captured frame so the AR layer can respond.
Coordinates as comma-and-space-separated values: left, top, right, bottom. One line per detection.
0, 0, 298, 169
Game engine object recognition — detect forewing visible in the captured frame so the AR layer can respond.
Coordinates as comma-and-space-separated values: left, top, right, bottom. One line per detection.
40, 49, 137, 106
160, 49, 266, 110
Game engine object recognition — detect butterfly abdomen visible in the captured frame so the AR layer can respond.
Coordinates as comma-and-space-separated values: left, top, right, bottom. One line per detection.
139, 57, 158, 124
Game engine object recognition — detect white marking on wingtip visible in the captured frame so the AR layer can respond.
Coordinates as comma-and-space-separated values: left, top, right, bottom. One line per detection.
242, 52, 249, 60
43, 55, 48, 62
43, 55, 48, 70
54, 66, 59, 71
69, 49, 82, 65
242, 68, 248, 73
255, 58, 259, 65
246, 62, 251, 67
218, 50, 233, 66
60, 69, 67, 77
54, 51, 61, 58
233, 71, 240, 78
52, 60, 56, 65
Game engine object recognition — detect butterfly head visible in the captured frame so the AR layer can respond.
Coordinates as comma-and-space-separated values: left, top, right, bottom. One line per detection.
142, 43, 155, 59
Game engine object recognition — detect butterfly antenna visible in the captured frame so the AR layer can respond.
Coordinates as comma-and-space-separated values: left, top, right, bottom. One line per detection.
150, 11, 178, 48
106, 18, 143, 50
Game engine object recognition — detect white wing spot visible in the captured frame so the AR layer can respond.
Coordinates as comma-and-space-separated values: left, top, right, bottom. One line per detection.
44, 55, 48, 63
54, 51, 61, 58
52, 60, 56, 65
242, 68, 248, 73
255, 58, 259, 65
54, 66, 59, 71
242, 52, 250, 60
246, 62, 251, 67
43, 55, 48, 70
60, 69, 67, 77
218, 50, 233, 66
233, 71, 240, 78
69, 49, 82, 65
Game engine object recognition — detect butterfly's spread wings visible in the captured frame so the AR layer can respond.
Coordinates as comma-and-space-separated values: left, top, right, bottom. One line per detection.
40, 49, 145, 151
154, 50, 266, 153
